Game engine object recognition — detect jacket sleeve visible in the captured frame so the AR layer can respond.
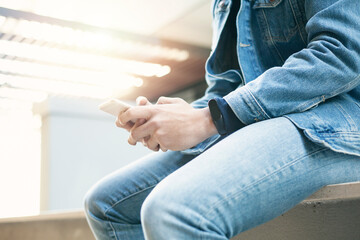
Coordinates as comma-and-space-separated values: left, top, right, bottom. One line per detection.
191, 72, 241, 109
224, 0, 360, 125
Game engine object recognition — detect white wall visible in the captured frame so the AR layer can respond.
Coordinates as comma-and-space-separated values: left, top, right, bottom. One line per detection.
35, 96, 152, 212
0, 108, 41, 218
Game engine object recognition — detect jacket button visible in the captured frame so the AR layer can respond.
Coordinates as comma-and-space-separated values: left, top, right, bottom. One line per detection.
218, 0, 226, 9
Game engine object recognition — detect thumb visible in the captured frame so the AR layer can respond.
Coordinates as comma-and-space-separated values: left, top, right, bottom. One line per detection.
136, 96, 151, 106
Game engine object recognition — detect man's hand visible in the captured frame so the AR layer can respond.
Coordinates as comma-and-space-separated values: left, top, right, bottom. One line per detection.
118, 97, 218, 152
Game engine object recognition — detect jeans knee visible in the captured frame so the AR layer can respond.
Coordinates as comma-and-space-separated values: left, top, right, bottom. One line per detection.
140, 186, 212, 239
140, 189, 169, 230
83, 183, 108, 221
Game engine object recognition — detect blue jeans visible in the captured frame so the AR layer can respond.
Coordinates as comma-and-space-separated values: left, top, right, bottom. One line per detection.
84, 117, 360, 239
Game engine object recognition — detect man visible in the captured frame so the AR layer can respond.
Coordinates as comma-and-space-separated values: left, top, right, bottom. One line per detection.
84, 0, 360, 239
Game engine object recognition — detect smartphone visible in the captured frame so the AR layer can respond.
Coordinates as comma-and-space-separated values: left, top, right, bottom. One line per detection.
98, 98, 132, 117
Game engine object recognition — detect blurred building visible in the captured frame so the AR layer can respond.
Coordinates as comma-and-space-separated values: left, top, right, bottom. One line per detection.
0, 0, 211, 218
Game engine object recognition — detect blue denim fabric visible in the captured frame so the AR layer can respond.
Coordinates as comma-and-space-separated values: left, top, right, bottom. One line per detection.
84, 117, 360, 239
84, 1, 360, 239
188, 0, 360, 156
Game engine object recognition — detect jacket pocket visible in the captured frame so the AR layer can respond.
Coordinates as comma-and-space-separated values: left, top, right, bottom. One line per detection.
253, 0, 283, 8
252, 0, 306, 44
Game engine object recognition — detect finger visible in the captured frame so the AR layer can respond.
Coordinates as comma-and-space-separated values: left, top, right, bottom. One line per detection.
141, 136, 150, 147
115, 117, 134, 131
136, 96, 152, 106
145, 137, 160, 152
129, 118, 146, 137
159, 146, 168, 152
134, 98, 150, 134
128, 121, 156, 145
156, 96, 183, 105
136, 118, 146, 126
128, 118, 146, 134
119, 106, 152, 126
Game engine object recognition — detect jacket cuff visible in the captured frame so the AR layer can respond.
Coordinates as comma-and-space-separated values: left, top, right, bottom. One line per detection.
224, 85, 270, 125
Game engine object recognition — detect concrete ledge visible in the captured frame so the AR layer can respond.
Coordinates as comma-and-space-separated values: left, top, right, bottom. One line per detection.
0, 182, 359, 240
233, 181, 360, 240
0, 210, 85, 224
305, 181, 360, 202
0, 210, 94, 240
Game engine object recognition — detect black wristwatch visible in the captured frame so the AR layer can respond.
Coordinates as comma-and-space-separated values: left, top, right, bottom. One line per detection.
208, 99, 227, 136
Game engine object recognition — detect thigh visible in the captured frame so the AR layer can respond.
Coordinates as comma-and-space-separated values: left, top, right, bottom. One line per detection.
85, 150, 196, 223
145, 117, 360, 238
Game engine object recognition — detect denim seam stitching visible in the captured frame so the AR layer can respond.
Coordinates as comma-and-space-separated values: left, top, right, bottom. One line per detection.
108, 221, 119, 240
104, 184, 158, 216
354, 101, 360, 109
334, 102, 357, 131
261, 9, 285, 63
85, 210, 118, 240
296, 96, 324, 113
206, 71, 242, 83
236, 148, 328, 195
295, 74, 360, 113
329, 74, 360, 97
253, 0, 283, 9
316, 131, 360, 136
243, 91, 263, 120
103, 183, 158, 240
288, 0, 306, 44
198, 147, 328, 232
245, 86, 271, 120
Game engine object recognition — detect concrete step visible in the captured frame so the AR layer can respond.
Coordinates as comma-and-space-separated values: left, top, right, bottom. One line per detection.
233, 181, 360, 240
0, 211, 94, 240
0, 182, 359, 240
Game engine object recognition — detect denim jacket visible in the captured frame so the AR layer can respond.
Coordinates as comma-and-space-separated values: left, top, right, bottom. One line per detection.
185, 0, 360, 156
